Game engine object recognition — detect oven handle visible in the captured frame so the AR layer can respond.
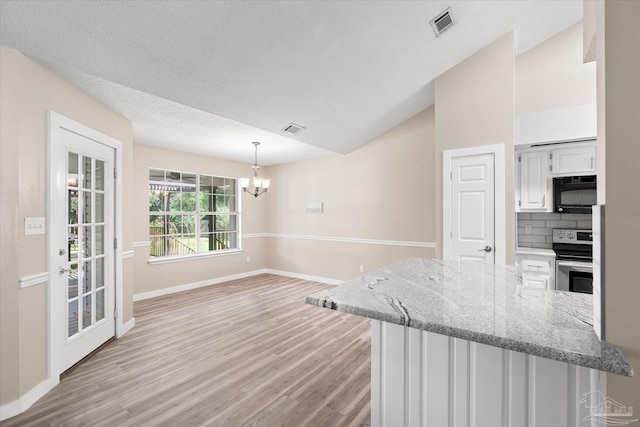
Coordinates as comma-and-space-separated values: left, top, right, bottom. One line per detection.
557, 260, 593, 272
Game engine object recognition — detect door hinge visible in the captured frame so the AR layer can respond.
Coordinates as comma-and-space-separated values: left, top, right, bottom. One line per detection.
114, 238, 118, 249
518, 155, 521, 163
114, 167, 118, 179
518, 200, 521, 207
114, 307, 118, 320
450, 231, 453, 239
549, 165, 552, 172
450, 171, 453, 180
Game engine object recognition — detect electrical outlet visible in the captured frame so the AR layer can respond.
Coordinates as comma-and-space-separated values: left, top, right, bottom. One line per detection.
246, 256, 251, 263
359, 265, 365, 273
525, 224, 532, 234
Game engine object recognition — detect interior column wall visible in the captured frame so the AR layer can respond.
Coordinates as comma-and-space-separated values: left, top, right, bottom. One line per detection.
434, 32, 516, 264
599, 0, 640, 414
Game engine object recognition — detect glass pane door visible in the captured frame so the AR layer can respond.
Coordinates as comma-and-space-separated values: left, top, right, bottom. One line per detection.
67, 152, 107, 339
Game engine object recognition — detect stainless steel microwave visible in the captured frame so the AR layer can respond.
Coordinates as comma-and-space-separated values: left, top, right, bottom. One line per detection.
553, 175, 597, 214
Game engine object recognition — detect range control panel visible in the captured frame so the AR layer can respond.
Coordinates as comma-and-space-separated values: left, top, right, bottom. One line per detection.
552, 229, 593, 244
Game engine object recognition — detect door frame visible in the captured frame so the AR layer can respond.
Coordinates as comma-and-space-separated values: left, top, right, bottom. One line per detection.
443, 144, 506, 264
47, 111, 124, 381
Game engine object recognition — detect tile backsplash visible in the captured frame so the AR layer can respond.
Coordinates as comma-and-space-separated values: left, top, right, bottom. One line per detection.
517, 212, 592, 249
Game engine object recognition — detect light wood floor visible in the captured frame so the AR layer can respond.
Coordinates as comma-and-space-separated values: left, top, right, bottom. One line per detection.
2, 274, 371, 427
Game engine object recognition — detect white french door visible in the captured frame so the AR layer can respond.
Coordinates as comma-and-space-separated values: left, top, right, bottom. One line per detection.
50, 114, 117, 374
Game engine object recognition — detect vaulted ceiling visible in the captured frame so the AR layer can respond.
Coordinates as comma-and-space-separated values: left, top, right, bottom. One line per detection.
0, 1, 582, 165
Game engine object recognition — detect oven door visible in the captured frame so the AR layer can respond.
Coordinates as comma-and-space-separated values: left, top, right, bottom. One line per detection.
556, 260, 593, 294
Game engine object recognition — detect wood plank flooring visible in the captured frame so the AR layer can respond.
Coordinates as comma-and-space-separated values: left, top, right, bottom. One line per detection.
2, 274, 371, 427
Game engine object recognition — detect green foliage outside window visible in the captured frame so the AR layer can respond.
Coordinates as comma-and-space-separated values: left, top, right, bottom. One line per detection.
148, 169, 238, 257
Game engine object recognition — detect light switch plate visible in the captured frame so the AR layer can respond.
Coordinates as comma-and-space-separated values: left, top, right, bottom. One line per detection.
25, 217, 46, 235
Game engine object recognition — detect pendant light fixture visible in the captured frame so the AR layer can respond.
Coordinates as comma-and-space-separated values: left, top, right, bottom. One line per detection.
240, 142, 270, 198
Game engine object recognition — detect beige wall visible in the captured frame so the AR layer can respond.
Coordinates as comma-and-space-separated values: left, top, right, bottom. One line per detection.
132, 144, 268, 295
264, 107, 437, 280
515, 22, 596, 115
0, 46, 133, 404
435, 33, 516, 264
599, 0, 640, 413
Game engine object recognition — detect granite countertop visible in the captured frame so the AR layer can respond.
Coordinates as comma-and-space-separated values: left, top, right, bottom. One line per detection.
515, 247, 556, 257
305, 258, 633, 377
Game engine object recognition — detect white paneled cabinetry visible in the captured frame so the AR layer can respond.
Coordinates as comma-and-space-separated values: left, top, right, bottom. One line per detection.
518, 151, 550, 211
371, 320, 605, 427
551, 145, 597, 175
517, 251, 556, 290
516, 140, 595, 212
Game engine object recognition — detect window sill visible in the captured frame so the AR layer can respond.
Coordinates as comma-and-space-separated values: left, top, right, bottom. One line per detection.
148, 249, 243, 265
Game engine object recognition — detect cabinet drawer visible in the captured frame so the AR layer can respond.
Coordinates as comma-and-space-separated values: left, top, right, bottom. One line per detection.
522, 259, 551, 273
523, 275, 550, 290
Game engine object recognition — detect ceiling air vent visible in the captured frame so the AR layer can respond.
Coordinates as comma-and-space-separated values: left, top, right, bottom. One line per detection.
430, 8, 454, 37
282, 123, 305, 135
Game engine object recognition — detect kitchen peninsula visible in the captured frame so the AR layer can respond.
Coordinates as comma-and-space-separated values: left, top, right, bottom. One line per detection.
306, 258, 633, 427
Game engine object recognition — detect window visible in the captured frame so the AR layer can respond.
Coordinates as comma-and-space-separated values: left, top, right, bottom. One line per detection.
148, 169, 238, 258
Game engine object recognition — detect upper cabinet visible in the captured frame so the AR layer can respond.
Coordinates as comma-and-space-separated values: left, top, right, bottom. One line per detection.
518, 151, 550, 211
516, 140, 596, 212
550, 145, 596, 175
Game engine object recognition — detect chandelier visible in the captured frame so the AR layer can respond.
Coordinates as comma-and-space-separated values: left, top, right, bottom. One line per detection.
240, 142, 271, 198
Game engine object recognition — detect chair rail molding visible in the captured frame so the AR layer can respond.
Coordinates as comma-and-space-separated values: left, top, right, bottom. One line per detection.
242, 233, 436, 249
18, 272, 49, 289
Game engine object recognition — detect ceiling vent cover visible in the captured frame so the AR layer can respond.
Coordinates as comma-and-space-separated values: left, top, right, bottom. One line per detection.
282, 123, 306, 135
430, 8, 454, 37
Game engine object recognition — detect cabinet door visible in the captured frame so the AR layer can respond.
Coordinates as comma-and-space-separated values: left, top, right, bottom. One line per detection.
522, 274, 550, 290
551, 145, 596, 175
519, 151, 550, 210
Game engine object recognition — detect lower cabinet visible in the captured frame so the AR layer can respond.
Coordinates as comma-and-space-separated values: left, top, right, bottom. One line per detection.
517, 253, 556, 291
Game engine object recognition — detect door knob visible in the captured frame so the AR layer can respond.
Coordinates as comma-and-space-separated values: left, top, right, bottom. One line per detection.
58, 266, 70, 275
59, 248, 66, 256
478, 246, 492, 253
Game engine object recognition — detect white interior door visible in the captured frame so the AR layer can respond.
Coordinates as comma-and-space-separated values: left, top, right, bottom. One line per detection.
449, 153, 495, 263
50, 126, 116, 374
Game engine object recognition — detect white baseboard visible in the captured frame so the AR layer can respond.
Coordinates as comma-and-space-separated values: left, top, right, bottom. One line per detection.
2, 316, 135, 421
265, 269, 343, 285
2, 267, 339, 421
133, 269, 269, 301
117, 317, 136, 338
133, 268, 342, 302
0, 376, 58, 422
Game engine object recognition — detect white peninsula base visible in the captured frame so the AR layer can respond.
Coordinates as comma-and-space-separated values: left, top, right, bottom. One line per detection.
371, 320, 606, 427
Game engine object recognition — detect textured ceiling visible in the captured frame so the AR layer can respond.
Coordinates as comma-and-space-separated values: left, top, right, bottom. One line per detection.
0, 1, 582, 165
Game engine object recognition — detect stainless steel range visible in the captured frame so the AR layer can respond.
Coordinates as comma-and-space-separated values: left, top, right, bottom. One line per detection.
553, 229, 593, 294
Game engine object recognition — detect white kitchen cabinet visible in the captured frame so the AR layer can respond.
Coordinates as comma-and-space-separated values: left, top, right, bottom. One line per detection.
551, 144, 596, 175
517, 253, 556, 291
517, 150, 551, 211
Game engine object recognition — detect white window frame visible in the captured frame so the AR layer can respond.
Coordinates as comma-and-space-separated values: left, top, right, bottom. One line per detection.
147, 168, 241, 264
